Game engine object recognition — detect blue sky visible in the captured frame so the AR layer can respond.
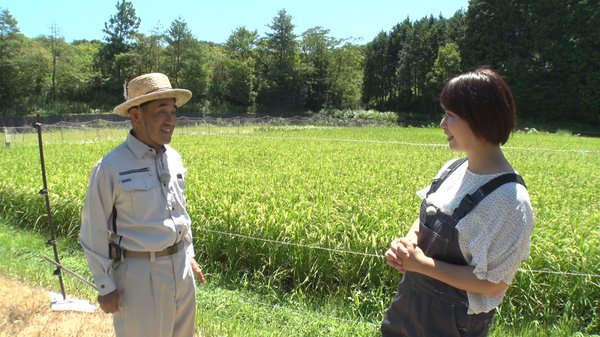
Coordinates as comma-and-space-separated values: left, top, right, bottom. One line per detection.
3, 0, 468, 44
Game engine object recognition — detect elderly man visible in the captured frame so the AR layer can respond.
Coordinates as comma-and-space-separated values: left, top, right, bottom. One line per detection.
80, 73, 205, 337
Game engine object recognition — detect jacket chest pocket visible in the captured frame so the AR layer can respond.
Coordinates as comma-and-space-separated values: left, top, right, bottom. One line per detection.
118, 173, 162, 216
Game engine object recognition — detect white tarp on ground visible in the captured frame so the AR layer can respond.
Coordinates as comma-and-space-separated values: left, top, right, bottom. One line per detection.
49, 291, 97, 313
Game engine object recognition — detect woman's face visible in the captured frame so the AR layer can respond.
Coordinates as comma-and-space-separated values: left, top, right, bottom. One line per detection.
439, 110, 477, 152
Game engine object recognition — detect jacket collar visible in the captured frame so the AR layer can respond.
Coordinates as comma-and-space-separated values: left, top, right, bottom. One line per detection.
126, 130, 166, 159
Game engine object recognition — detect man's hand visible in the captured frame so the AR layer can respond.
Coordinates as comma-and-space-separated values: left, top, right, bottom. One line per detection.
189, 257, 206, 284
98, 289, 119, 314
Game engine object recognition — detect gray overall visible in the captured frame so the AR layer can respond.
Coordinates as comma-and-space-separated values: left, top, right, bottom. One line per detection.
381, 158, 526, 337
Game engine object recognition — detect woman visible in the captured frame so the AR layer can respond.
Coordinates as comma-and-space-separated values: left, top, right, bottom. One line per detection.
381, 67, 534, 337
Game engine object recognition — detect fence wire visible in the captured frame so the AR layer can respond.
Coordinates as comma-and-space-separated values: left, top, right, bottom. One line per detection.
198, 227, 600, 279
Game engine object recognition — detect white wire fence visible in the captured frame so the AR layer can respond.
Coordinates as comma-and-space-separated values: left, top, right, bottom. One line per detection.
2, 115, 403, 147
4, 116, 600, 154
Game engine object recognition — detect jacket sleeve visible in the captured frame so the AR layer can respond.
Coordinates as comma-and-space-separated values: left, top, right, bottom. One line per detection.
79, 160, 117, 296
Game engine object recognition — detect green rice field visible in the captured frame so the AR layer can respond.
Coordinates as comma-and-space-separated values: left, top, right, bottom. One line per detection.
0, 123, 598, 335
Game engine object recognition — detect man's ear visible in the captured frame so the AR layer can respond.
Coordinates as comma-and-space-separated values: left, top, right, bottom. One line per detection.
129, 107, 142, 127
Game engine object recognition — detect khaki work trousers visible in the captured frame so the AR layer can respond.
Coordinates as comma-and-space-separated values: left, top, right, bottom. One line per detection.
111, 249, 196, 337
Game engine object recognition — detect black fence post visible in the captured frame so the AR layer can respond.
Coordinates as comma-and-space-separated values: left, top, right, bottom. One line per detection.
33, 114, 67, 300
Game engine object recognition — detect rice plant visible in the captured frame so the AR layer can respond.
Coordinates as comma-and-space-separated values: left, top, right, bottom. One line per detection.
0, 124, 598, 333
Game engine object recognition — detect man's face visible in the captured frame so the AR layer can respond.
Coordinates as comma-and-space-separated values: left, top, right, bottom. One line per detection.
131, 98, 177, 149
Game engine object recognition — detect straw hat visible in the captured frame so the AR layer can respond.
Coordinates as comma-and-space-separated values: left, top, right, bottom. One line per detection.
114, 73, 192, 116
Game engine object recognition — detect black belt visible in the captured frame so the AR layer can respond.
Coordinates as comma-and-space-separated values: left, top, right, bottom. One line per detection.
123, 241, 183, 258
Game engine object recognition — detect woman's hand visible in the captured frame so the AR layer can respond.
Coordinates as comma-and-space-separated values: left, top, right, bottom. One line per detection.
385, 237, 413, 273
394, 238, 426, 273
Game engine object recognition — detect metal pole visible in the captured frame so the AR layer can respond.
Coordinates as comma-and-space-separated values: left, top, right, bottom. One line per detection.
42, 256, 98, 291
33, 115, 67, 300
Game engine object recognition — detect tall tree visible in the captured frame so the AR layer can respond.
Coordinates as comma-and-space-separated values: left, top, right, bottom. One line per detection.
0, 8, 22, 113
425, 41, 462, 111
131, 23, 166, 74
328, 42, 364, 110
300, 26, 337, 111
123, 31, 163, 76
209, 56, 255, 113
362, 31, 388, 110
96, 0, 140, 97
256, 9, 303, 112
16, 37, 51, 111
226, 26, 258, 60
209, 27, 258, 112
163, 19, 210, 112
461, 0, 600, 123
266, 9, 297, 69
445, 10, 466, 47
392, 16, 444, 111
164, 18, 193, 86
386, 19, 412, 110
556, 0, 600, 125
179, 39, 211, 112
59, 40, 101, 103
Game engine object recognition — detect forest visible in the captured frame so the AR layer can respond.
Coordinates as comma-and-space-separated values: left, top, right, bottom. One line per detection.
0, 0, 598, 126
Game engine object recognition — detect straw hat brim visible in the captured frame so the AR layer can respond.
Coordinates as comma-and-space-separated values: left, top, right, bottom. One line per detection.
114, 89, 192, 116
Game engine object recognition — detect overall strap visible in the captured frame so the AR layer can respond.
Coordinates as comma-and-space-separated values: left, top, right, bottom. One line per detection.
452, 173, 526, 221
426, 158, 468, 196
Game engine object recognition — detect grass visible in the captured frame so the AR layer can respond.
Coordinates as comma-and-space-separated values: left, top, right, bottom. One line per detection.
0, 276, 115, 337
0, 219, 375, 336
0, 218, 596, 337
0, 124, 599, 335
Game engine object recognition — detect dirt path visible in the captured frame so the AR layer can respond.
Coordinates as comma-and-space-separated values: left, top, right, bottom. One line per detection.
0, 276, 114, 337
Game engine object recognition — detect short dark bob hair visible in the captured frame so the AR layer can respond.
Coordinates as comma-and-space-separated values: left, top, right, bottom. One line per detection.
440, 67, 516, 145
